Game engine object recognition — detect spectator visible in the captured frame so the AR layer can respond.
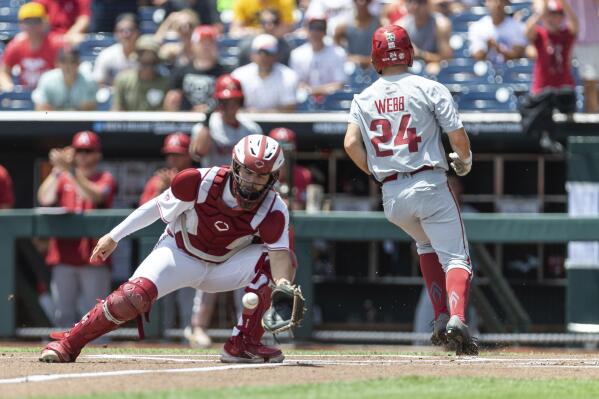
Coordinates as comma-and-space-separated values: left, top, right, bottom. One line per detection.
305, 0, 353, 36
0, 164, 14, 209
37, 131, 117, 328
112, 35, 169, 111
520, 0, 578, 153
232, 34, 298, 112
32, 45, 98, 111
164, 25, 225, 112
156, 9, 199, 67
398, 0, 453, 73
290, 17, 347, 96
0, 3, 62, 91
334, 0, 381, 70
90, 0, 138, 33
36, 0, 91, 44
468, 0, 527, 63
268, 127, 313, 210
237, 9, 293, 66
570, 0, 599, 112
190, 74, 263, 166
230, 0, 295, 37
92, 13, 139, 86
153, 0, 220, 26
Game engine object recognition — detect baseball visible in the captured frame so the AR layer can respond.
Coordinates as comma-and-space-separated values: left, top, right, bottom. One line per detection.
242, 292, 259, 309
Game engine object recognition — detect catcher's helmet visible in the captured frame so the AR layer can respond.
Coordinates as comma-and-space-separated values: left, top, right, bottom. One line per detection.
231, 134, 284, 209
371, 25, 414, 73
214, 74, 244, 101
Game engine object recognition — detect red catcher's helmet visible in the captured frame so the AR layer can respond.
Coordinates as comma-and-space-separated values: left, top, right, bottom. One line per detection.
231, 134, 284, 209
214, 74, 244, 101
268, 127, 296, 151
371, 25, 414, 73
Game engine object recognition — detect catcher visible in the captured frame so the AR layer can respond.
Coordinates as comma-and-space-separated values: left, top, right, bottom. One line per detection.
39, 134, 305, 364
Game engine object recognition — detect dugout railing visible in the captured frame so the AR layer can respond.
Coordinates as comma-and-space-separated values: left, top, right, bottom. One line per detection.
2, 210, 599, 344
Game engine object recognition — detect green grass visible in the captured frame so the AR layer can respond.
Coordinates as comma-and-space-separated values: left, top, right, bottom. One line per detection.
32, 376, 599, 399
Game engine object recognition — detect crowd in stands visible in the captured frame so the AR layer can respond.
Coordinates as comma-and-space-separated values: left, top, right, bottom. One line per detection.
0, 0, 595, 113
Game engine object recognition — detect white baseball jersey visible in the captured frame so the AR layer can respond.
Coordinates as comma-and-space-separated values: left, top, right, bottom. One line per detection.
348, 73, 463, 182
191, 112, 263, 167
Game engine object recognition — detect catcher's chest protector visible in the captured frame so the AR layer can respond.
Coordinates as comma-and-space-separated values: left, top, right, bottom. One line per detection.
173, 167, 276, 262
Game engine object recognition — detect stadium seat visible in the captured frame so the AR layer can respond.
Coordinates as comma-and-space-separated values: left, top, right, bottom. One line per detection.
95, 87, 112, 111
0, 6, 18, 22
348, 66, 379, 91
320, 90, 354, 112
456, 84, 518, 112
449, 32, 471, 59
138, 7, 164, 34
217, 37, 241, 70
436, 58, 496, 85
0, 21, 19, 41
450, 7, 487, 33
0, 87, 33, 110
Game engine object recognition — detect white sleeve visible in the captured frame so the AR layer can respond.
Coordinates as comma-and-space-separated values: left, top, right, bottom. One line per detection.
511, 20, 527, 47
92, 50, 108, 83
108, 199, 162, 242
155, 187, 195, 223
281, 69, 299, 105
468, 21, 487, 54
431, 83, 463, 133
333, 47, 348, 83
348, 97, 360, 124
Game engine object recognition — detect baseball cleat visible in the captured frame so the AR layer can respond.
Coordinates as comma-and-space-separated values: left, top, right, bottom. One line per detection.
430, 313, 449, 346
39, 349, 62, 363
446, 315, 479, 356
220, 336, 284, 364
184, 326, 212, 349
39, 341, 78, 363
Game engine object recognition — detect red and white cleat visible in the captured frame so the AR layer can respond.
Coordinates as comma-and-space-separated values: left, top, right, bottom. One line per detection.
220, 335, 284, 363
39, 341, 78, 363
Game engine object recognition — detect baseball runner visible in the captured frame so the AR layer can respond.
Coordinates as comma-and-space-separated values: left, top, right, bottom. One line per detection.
185, 74, 263, 349
344, 25, 478, 355
40, 134, 305, 363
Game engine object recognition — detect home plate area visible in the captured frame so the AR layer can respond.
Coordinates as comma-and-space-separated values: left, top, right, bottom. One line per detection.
3, 349, 599, 398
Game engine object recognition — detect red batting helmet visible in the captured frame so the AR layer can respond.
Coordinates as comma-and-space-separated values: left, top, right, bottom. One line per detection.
231, 134, 284, 209
214, 74, 244, 101
268, 127, 296, 151
371, 25, 414, 73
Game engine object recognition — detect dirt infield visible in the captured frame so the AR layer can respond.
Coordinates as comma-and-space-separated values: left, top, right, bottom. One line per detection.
3, 345, 599, 398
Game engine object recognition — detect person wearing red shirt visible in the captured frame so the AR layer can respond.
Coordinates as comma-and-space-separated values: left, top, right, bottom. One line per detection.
0, 164, 15, 209
35, 0, 91, 44
526, 0, 578, 95
268, 127, 313, 210
139, 133, 193, 206
521, 0, 578, 153
37, 131, 117, 328
0, 3, 62, 91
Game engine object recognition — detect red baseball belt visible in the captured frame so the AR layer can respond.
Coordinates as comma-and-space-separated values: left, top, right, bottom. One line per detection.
381, 165, 435, 184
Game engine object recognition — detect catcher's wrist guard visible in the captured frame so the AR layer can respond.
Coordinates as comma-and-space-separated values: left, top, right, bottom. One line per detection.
262, 282, 306, 334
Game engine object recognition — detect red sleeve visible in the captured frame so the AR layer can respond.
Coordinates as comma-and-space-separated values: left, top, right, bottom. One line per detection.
171, 168, 202, 201
259, 210, 286, 244
77, 0, 91, 16
2, 38, 19, 68
139, 176, 161, 206
533, 26, 544, 49
0, 169, 14, 208
96, 172, 117, 208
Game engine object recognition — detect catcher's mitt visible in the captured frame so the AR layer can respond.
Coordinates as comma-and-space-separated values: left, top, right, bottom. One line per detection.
262, 282, 306, 334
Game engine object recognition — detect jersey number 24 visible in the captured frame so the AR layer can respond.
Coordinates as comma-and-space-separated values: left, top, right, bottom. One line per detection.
369, 114, 421, 157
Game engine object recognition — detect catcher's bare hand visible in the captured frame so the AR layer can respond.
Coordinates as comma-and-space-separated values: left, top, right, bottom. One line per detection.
449, 151, 472, 176
90, 234, 118, 262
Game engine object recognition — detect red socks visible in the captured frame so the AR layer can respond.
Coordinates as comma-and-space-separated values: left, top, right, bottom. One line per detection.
446, 268, 470, 322
419, 253, 448, 318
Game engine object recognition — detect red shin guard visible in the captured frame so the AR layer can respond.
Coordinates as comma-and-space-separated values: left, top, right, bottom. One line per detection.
56, 277, 158, 360
419, 253, 449, 318
237, 277, 272, 345
446, 268, 470, 322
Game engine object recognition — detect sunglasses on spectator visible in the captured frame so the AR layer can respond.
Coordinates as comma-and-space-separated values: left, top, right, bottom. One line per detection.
117, 27, 137, 35
548, 10, 564, 15
308, 22, 326, 32
139, 61, 158, 68
260, 18, 279, 26
408, 0, 428, 4
22, 18, 43, 25
75, 149, 95, 154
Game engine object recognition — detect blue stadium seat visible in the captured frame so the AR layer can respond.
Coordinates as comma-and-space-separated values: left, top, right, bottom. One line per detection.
320, 90, 354, 111
456, 85, 518, 112
0, 87, 33, 110
286, 35, 307, 50
78, 34, 116, 63
449, 32, 470, 58
95, 87, 112, 111
436, 58, 496, 85
0, 21, 19, 41
450, 8, 487, 33
348, 66, 379, 91
218, 37, 241, 70
0, 6, 18, 22
496, 58, 533, 94
138, 7, 163, 34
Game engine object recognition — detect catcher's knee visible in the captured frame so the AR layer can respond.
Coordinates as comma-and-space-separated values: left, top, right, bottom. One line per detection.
105, 277, 158, 323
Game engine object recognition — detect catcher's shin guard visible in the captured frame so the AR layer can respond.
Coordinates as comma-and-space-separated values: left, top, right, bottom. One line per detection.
40, 277, 158, 363
238, 276, 272, 344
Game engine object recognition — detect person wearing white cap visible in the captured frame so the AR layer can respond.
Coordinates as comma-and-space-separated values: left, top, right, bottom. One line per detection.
290, 17, 347, 96
232, 34, 299, 112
